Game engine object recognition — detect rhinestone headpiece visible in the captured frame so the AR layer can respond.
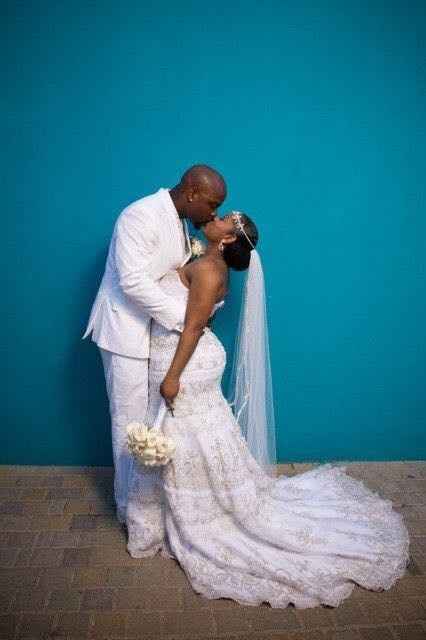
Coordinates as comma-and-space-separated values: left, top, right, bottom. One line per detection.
230, 211, 256, 250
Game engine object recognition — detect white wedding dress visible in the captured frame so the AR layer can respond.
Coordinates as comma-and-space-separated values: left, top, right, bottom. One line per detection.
126, 269, 410, 609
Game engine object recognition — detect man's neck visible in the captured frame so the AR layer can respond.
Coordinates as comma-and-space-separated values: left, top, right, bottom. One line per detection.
169, 186, 185, 219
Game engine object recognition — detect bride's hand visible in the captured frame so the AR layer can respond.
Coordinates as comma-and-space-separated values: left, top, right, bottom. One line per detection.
160, 375, 180, 414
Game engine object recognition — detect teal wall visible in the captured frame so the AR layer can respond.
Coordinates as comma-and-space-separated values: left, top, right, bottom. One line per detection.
3, 1, 425, 465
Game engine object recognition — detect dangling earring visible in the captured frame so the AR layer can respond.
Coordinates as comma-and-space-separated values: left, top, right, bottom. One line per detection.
218, 240, 225, 253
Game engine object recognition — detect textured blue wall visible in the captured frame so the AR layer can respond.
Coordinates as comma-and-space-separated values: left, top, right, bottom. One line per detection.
3, 1, 426, 464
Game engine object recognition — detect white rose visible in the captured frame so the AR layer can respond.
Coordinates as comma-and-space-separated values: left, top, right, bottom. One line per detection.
127, 423, 149, 445
190, 237, 206, 258
142, 448, 157, 459
126, 421, 141, 435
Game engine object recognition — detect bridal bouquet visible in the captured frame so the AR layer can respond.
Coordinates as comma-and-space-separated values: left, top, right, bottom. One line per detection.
126, 402, 176, 467
190, 236, 206, 259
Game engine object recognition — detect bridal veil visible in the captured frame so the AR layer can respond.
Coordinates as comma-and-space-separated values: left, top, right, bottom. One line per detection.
227, 249, 278, 478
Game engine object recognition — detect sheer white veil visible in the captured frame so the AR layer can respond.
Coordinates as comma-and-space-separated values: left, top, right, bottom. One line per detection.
226, 248, 278, 478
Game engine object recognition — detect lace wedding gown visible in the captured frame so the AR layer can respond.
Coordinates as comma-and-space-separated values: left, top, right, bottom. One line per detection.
126, 269, 410, 609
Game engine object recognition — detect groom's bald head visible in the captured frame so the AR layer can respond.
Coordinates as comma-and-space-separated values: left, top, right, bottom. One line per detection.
170, 164, 227, 227
181, 165, 226, 198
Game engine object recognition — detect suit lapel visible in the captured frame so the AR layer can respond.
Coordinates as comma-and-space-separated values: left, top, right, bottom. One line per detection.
158, 188, 192, 267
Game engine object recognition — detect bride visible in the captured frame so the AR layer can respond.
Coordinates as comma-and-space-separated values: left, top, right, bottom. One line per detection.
125, 211, 410, 609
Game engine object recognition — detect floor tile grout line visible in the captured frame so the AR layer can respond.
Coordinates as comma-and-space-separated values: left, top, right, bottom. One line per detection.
2, 461, 426, 640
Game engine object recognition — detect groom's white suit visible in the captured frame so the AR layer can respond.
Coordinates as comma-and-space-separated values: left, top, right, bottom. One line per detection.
82, 187, 192, 522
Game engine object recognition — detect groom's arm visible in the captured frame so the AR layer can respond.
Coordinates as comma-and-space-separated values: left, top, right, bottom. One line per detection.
114, 207, 184, 331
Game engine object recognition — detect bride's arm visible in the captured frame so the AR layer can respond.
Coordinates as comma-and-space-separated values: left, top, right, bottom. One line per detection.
160, 261, 222, 410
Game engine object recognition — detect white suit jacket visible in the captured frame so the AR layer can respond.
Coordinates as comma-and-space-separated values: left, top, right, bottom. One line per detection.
81, 188, 193, 358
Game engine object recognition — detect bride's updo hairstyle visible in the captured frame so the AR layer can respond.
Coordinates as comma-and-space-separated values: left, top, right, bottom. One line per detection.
222, 213, 258, 271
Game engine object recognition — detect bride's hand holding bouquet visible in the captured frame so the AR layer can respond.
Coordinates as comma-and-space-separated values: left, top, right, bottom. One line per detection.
126, 399, 176, 467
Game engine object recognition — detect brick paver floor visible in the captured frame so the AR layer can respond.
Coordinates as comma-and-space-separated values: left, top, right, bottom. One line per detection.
1, 461, 425, 640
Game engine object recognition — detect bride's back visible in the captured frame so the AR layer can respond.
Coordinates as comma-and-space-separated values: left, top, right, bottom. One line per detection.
177, 256, 229, 304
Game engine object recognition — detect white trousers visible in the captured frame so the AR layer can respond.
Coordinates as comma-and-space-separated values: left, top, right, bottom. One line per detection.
99, 348, 149, 523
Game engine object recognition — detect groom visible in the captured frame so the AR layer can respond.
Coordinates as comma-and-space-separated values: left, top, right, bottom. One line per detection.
82, 164, 227, 523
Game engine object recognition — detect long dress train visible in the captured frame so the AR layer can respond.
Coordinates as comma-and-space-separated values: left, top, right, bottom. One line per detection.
126, 269, 410, 609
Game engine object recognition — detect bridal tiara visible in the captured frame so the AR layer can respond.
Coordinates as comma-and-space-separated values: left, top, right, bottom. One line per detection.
230, 211, 256, 250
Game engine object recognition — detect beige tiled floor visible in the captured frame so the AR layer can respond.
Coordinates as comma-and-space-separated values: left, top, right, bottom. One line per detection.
1, 461, 425, 640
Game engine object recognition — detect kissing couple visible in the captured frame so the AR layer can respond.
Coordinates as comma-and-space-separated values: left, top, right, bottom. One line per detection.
82, 164, 409, 608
